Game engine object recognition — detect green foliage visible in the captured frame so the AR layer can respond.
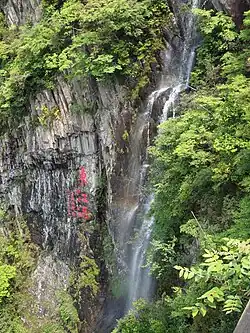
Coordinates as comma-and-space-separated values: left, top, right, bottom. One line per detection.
0, 217, 37, 297
0, 0, 170, 134
0, 215, 38, 332
122, 130, 129, 142
38, 105, 60, 127
190, 9, 238, 87
70, 255, 99, 298
225, 196, 250, 239
146, 238, 176, 279
180, 218, 201, 238
175, 238, 250, 318
113, 299, 172, 333
0, 265, 16, 301
58, 291, 80, 333
78, 256, 99, 297
42, 323, 65, 333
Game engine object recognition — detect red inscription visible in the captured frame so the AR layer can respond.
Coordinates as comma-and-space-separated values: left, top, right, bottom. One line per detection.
67, 166, 91, 221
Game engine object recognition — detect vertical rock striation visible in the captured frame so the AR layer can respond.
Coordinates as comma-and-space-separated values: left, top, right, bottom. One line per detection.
0, 71, 140, 330
1, 0, 42, 25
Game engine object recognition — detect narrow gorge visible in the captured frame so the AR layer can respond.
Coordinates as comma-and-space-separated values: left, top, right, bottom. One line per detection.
0, 0, 250, 333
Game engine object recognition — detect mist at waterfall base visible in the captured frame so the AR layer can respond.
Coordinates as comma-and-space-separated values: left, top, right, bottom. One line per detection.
124, 0, 200, 313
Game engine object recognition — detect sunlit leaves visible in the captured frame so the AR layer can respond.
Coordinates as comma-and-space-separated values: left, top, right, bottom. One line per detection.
183, 303, 207, 318
198, 287, 224, 305
239, 10, 250, 41
174, 238, 250, 318
174, 266, 198, 280
193, 9, 237, 46
223, 295, 242, 314
0, 265, 16, 301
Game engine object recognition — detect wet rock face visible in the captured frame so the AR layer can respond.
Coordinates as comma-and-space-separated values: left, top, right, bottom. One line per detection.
0, 0, 42, 25
0, 73, 143, 331
0, 78, 99, 256
0, 77, 92, 328
210, 0, 250, 25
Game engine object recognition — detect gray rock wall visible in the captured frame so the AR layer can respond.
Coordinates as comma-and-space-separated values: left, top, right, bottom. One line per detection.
0, 73, 136, 331
0, 0, 41, 25
210, 0, 250, 25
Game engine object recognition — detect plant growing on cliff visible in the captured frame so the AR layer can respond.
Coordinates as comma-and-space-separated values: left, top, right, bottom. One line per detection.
70, 255, 99, 299
0, 265, 16, 302
113, 299, 168, 333
0, 214, 38, 332
0, 0, 171, 134
190, 9, 238, 87
38, 105, 60, 128
42, 323, 65, 333
58, 291, 80, 333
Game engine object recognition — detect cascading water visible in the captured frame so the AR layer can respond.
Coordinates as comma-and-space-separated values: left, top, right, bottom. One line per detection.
125, 0, 200, 311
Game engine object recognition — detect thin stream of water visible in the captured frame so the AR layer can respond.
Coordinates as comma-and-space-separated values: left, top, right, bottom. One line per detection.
126, 0, 200, 311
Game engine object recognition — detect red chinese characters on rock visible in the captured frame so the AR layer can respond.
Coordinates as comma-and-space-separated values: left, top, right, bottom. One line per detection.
67, 166, 91, 221
79, 166, 88, 186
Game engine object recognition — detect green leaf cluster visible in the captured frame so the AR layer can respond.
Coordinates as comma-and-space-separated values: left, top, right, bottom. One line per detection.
58, 291, 80, 333
0, 0, 170, 133
0, 265, 16, 301
0, 215, 38, 332
38, 105, 60, 128
113, 299, 182, 333
175, 238, 250, 318
70, 255, 100, 299
115, 8, 250, 333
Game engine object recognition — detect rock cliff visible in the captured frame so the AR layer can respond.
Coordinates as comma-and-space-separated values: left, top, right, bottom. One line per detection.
0, 0, 247, 332
211, 0, 250, 25
1, 0, 41, 25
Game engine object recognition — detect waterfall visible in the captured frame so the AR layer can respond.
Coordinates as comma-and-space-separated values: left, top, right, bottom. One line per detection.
125, 0, 200, 311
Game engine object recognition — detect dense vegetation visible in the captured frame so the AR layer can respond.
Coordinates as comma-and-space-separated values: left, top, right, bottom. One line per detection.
0, 0, 170, 133
0, 214, 38, 332
114, 8, 250, 333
